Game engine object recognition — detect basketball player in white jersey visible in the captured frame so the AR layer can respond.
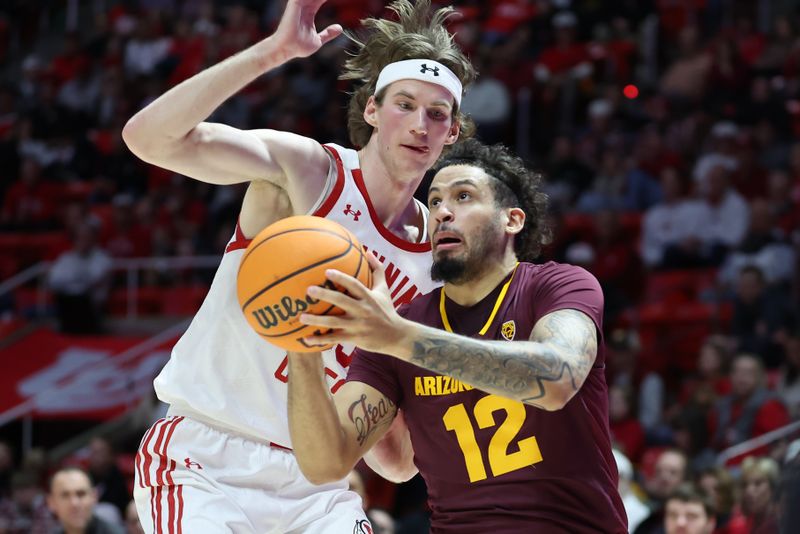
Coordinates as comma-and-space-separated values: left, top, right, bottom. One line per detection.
121, 0, 475, 532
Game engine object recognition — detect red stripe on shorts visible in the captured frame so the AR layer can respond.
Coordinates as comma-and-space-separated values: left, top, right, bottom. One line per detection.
151, 419, 175, 486
160, 417, 184, 485
154, 485, 164, 534
139, 419, 167, 488
176, 484, 184, 534
150, 487, 158, 533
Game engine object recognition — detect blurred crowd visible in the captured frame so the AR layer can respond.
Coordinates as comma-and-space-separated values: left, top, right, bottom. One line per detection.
1, 0, 800, 532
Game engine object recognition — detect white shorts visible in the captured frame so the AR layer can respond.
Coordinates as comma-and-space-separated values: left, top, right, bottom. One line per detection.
133, 416, 372, 533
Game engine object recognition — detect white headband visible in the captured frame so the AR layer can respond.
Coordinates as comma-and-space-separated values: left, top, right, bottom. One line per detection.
374, 59, 462, 107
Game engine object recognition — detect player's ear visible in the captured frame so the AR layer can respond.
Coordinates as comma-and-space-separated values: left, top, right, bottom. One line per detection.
506, 207, 525, 235
444, 119, 460, 145
363, 96, 379, 128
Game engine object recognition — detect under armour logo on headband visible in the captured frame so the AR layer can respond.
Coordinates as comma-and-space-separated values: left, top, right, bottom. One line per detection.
420, 64, 440, 76
375, 59, 462, 106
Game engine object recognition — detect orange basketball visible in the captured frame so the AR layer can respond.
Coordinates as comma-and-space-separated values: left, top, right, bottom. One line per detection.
237, 215, 373, 352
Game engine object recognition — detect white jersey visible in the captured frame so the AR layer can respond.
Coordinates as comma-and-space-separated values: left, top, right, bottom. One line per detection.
153, 144, 440, 447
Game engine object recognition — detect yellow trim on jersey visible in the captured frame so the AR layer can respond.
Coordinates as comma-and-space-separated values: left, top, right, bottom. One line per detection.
439, 263, 519, 336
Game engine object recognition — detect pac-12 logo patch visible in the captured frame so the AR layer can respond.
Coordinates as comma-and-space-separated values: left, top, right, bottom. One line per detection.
501, 320, 516, 341
353, 519, 373, 534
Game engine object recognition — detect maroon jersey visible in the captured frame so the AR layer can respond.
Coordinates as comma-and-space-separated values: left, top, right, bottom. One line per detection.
347, 262, 627, 533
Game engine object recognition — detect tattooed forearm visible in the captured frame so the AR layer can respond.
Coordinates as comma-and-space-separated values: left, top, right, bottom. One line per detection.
410, 338, 576, 408
407, 309, 598, 409
347, 394, 396, 446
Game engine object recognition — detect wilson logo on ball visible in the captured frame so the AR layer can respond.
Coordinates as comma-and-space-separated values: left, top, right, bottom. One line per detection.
237, 216, 372, 352
250, 279, 337, 330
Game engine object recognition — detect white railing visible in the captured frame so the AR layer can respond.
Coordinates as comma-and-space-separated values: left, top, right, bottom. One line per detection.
0, 255, 222, 320
716, 420, 800, 466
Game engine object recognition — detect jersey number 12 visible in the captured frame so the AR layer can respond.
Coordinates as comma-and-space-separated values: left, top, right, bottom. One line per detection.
443, 394, 543, 483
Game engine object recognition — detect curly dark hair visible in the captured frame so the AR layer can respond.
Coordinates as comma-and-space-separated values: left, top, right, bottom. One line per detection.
341, 0, 476, 148
432, 138, 551, 261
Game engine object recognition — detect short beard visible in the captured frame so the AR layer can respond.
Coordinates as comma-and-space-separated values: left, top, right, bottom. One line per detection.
431, 221, 500, 284
431, 256, 468, 283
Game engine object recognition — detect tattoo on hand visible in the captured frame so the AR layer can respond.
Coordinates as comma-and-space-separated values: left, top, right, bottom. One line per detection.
347, 394, 395, 446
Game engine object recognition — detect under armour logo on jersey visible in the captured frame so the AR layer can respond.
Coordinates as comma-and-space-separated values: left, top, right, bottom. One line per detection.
184, 458, 203, 469
419, 63, 440, 76
343, 204, 361, 221
353, 519, 373, 534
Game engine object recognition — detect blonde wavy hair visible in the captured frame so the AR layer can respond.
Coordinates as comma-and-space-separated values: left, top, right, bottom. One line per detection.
341, 0, 476, 148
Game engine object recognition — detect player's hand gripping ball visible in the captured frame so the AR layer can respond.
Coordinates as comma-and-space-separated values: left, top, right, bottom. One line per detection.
237, 215, 373, 352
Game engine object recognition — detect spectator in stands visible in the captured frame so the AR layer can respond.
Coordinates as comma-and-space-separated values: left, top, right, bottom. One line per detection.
642, 165, 708, 269
776, 332, 800, 418
695, 466, 747, 534
635, 449, 690, 534
679, 336, 733, 404
575, 146, 628, 213
739, 456, 780, 534
660, 25, 712, 105
459, 52, 511, 144
587, 209, 644, 323
544, 135, 594, 209
86, 438, 129, 517
765, 169, 800, 237
610, 383, 645, 463
613, 449, 650, 533
718, 198, 796, 291
665, 162, 746, 269
709, 354, 790, 455
0, 157, 56, 231
123, 500, 142, 534
47, 466, 124, 534
48, 220, 111, 334
730, 266, 796, 368
663, 483, 716, 534
0, 470, 56, 534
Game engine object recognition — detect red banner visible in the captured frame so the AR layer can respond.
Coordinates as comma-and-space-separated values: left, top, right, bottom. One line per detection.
0, 327, 177, 421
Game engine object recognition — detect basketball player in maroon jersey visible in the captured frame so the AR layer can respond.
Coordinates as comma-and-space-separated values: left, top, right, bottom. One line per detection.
289, 139, 628, 532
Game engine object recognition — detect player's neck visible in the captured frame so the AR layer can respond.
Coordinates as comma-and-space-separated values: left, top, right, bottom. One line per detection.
444, 254, 519, 307
358, 145, 424, 233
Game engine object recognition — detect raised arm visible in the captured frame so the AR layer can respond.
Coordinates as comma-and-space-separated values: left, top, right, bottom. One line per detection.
288, 354, 398, 485
121, 0, 342, 214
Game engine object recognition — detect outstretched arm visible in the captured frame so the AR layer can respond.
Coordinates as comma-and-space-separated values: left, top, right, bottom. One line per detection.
288, 353, 398, 484
300, 256, 598, 410
122, 0, 343, 214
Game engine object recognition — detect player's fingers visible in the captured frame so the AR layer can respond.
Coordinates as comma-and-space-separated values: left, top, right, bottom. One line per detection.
306, 284, 354, 309
365, 252, 388, 290
302, 330, 346, 347
318, 24, 343, 45
324, 269, 371, 299
298, 312, 344, 328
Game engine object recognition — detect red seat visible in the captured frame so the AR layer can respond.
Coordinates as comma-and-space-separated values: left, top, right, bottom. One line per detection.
160, 285, 209, 316
642, 268, 718, 305
631, 300, 732, 375
107, 286, 163, 316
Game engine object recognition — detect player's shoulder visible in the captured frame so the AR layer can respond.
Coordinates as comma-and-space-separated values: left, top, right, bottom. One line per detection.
396, 289, 439, 320
322, 143, 359, 169
518, 261, 599, 286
